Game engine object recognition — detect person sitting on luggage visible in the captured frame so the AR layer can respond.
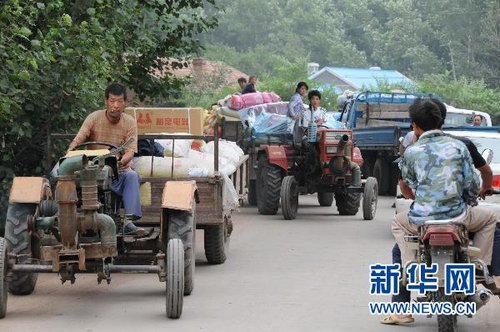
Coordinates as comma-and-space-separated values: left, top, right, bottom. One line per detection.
288, 82, 309, 121
241, 76, 257, 94
237, 77, 247, 94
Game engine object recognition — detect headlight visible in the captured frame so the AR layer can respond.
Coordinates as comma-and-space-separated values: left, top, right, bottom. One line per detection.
326, 146, 336, 154
325, 132, 351, 141
325, 132, 337, 140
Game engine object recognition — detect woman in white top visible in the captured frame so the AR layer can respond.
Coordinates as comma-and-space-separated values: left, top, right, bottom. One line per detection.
302, 89, 327, 127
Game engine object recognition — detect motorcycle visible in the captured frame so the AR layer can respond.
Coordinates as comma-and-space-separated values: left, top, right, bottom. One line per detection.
401, 208, 497, 332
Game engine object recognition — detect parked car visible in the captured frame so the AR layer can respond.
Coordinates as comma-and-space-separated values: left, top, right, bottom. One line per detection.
444, 104, 492, 127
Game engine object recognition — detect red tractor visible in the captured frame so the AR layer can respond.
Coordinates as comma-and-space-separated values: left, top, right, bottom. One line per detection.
254, 127, 378, 220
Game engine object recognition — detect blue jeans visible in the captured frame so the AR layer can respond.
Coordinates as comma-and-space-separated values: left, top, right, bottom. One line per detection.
391, 226, 500, 303
111, 170, 142, 218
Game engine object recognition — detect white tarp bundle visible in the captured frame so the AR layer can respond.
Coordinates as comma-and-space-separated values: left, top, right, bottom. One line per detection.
133, 140, 244, 178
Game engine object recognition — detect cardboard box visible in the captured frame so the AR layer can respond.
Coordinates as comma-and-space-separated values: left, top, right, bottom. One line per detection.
125, 107, 205, 135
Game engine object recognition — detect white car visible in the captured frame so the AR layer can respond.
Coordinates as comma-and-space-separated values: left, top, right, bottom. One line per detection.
395, 130, 500, 219
444, 104, 492, 126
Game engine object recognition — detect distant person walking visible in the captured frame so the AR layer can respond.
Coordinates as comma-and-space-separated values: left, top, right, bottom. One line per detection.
241, 76, 257, 94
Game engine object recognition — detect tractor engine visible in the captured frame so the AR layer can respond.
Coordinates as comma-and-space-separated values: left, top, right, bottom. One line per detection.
38, 155, 118, 276
318, 130, 356, 186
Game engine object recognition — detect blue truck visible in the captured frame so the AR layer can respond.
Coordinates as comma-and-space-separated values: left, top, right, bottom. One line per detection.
337, 91, 424, 195
338, 91, 499, 195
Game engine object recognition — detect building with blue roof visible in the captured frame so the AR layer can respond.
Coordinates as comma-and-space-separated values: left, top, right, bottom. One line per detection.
307, 65, 414, 93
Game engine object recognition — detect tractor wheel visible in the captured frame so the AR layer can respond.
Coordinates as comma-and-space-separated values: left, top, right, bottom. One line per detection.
361, 158, 373, 178
204, 218, 230, 264
247, 179, 257, 206
4, 203, 39, 295
166, 208, 195, 296
317, 192, 334, 207
256, 157, 282, 215
363, 177, 378, 220
388, 163, 399, 196
166, 238, 184, 319
280, 176, 298, 220
373, 158, 389, 195
0, 237, 8, 319
335, 192, 361, 215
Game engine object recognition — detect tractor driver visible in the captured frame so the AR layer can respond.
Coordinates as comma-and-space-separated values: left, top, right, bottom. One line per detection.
302, 90, 327, 128
302, 90, 362, 188
68, 83, 146, 237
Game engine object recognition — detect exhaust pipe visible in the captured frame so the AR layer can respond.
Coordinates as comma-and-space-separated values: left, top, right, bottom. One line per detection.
55, 179, 78, 250
336, 134, 350, 153
466, 289, 492, 311
329, 134, 351, 174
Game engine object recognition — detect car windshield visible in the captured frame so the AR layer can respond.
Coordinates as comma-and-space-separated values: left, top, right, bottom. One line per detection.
467, 136, 500, 163
445, 113, 487, 126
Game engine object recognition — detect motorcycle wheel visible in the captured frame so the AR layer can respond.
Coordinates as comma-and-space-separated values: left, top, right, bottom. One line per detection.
434, 288, 457, 332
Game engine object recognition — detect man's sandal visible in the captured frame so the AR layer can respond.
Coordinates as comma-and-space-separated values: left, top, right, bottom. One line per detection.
380, 314, 415, 325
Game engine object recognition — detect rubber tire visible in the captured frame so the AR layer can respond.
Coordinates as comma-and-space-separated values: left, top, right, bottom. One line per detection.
335, 192, 361, 215
434, 288, 457, 332
204, 221, 229, 265
247, 179, 257, 206
387, 162, 399, 196
361, 158, 373, 178
166, 238, 184, 319
317, 192, 334, 207
0, 237, 8, 319
167, 208, 195, 296
363, 177, 378, 220
280, 176, 298, 220
256, 157, 282, 215
373, 158, 389, 195
4, 203, 38, 295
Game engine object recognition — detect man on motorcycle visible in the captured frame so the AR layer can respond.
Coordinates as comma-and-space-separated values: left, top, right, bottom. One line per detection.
393, 98, 496, 267
383, 99, 497, 324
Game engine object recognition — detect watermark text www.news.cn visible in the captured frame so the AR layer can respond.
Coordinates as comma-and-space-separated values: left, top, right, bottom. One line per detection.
369, 263, 476, 316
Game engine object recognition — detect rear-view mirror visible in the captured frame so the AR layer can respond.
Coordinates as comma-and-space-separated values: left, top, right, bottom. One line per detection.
482, 148, 494, 164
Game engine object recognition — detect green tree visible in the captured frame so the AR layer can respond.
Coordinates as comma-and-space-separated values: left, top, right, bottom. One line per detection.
418, 73, 500, 122
0, 0, 217, 233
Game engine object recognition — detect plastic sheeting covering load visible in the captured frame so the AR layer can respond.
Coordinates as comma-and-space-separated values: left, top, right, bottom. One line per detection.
238, 102, 289, 124
218, 106, 241, 119
225, 92, 282, 110
222, 173, 239, 211
323, 113, 347, 129
134, 157, 191, 178
238, 104, 294, 144
154, 132, 193, 157
187, 150, 237, 176
133, 151, 237, 179
202, 140, 244, 165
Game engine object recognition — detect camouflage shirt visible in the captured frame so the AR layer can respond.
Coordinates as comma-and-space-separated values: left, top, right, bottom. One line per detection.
401, 130, 479, 225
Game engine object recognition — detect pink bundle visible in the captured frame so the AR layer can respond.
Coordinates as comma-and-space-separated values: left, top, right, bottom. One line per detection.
229, 92, 282, 110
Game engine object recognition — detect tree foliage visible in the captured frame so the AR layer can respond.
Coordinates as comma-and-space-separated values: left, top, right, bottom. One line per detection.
203, 0, 499, 86
0, 0, 216, 232
418, 73, 500, 122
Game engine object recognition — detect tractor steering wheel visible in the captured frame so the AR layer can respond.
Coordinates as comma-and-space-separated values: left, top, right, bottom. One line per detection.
71, 141, 119, 151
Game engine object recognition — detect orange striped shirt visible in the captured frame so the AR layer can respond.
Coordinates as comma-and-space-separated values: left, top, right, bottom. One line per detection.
71, 110, 138, 156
